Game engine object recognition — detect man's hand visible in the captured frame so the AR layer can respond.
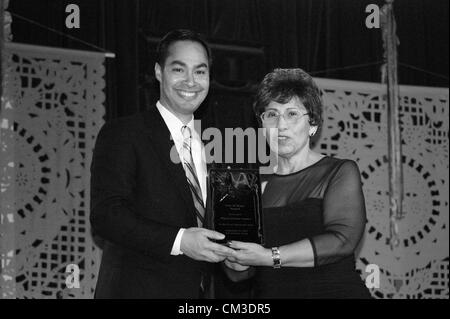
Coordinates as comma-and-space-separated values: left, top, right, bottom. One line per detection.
180, 228, 236, 262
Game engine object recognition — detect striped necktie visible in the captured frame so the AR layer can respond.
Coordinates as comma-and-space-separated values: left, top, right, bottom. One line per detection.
181, 125, 205, 226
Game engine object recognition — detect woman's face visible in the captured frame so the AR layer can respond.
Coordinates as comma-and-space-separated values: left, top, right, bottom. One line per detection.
262, 97, 314, 159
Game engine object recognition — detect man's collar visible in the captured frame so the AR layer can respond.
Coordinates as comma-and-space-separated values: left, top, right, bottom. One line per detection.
156, 101, 195, 133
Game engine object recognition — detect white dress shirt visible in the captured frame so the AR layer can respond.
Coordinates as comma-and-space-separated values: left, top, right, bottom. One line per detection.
155, 101, 207, 255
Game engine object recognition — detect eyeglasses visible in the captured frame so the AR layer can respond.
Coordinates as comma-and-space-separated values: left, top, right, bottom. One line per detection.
260, 109, 310, 125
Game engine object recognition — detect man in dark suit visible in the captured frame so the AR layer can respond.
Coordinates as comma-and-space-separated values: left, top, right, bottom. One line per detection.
90, 29, 236, 298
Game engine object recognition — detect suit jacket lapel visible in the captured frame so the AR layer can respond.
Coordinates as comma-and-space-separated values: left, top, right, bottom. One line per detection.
142, 106, 197, 226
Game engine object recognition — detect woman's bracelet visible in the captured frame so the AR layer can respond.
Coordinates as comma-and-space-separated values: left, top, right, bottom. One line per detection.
271, 247, 281, 269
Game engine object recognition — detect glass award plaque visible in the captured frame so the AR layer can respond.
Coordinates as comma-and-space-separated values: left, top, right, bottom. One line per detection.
206, 167, 264, 245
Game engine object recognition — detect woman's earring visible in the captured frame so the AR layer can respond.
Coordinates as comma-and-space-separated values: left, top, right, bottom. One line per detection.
309, 127, 317, 137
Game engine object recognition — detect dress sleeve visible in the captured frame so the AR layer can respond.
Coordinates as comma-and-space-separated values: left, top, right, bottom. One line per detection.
308, 160, 367, 266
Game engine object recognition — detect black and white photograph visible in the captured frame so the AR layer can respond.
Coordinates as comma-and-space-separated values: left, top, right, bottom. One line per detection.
0, 0, 448, 305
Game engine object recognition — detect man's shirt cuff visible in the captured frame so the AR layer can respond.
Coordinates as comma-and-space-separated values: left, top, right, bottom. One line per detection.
170, 228, 186, 255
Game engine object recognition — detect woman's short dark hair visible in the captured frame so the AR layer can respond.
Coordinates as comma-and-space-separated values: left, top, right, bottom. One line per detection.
253, 68, 323, 127
156, 29, 212, 68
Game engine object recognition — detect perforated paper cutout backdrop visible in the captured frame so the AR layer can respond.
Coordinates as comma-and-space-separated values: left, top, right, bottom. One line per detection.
313, 78, 449, 299
1, 44, 105, 298
0, 45, 448, 298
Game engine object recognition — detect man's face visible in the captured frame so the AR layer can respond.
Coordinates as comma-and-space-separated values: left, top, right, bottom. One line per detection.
155, 40, 210, 122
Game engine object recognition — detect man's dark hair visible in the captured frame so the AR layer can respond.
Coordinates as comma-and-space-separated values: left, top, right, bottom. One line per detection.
156, 29, 212, 68
253, 68, 323, 128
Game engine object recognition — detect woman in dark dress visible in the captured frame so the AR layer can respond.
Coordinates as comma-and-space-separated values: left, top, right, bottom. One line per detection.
224, 68, 371, 298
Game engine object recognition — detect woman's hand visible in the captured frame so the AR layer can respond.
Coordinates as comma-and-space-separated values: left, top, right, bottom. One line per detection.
222, 259, 255, 282
226, 241, 273, 267
224, 259, 250, 272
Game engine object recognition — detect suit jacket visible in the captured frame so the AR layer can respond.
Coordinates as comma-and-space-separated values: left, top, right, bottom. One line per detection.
90, 105, 206, 298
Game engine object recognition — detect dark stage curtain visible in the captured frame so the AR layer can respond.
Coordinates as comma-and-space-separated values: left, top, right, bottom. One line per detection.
139, 0, 449, 86
9, 0, 449, 120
